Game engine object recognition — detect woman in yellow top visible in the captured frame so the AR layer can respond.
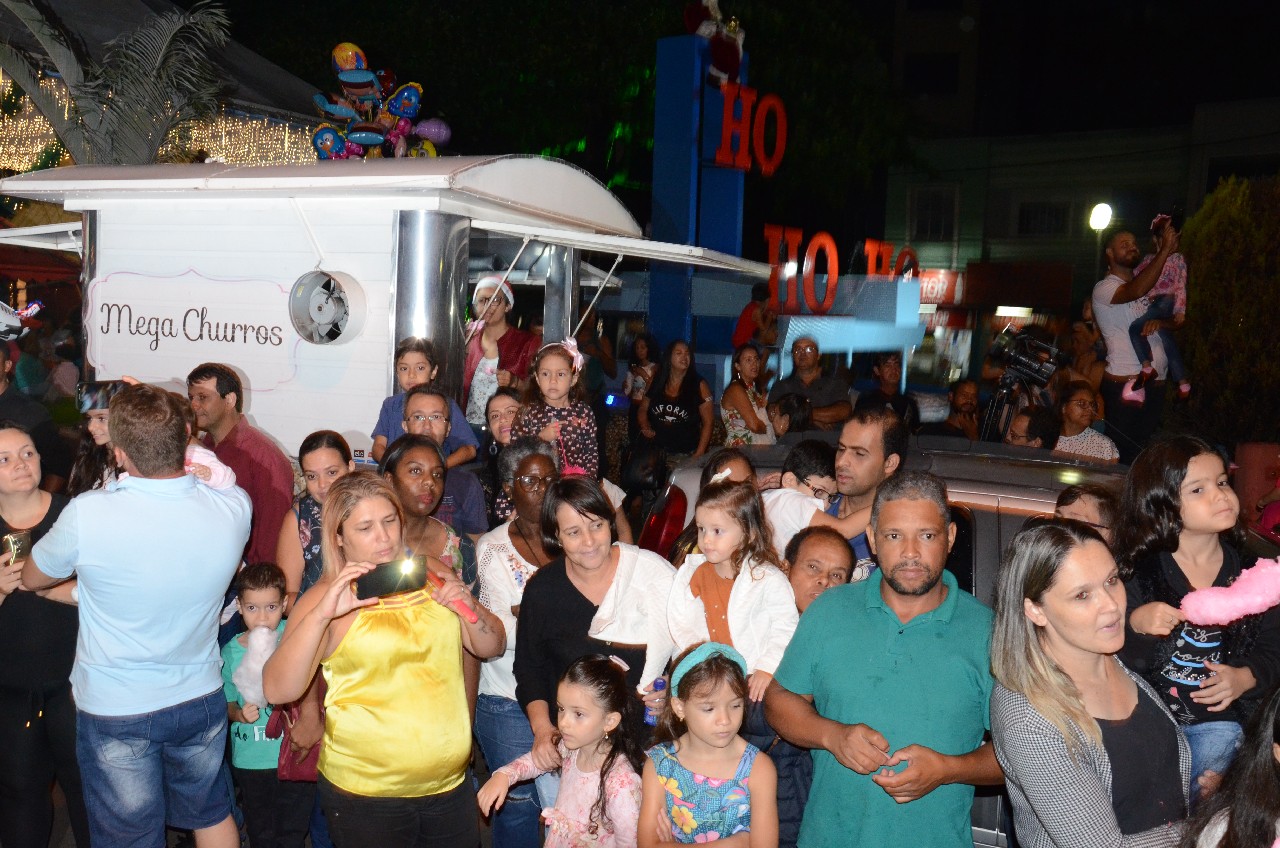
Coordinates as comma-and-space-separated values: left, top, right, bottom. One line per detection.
263, 471, 505, 847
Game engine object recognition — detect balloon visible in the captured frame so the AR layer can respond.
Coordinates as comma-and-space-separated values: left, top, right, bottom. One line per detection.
408, 139, 438, 158
416, 118, 451, 146
347, 120, 385, 146
313, 92, 356, 120
331, 43, 367, 74
312, 124, 347, 160
375, 68, 397, 99
386, 82, 423, 120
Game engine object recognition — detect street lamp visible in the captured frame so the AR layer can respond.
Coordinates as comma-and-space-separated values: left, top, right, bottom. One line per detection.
1089, 202, 1112, 278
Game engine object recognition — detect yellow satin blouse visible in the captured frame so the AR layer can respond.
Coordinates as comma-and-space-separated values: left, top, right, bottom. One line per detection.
318, 588, 470, 797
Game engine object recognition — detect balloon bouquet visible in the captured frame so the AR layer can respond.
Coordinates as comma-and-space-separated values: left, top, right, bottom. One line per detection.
311, 43, 453, 161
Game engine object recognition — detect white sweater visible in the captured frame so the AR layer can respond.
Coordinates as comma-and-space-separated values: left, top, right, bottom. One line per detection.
667, 554, 798, 675
588, 543, 677, 694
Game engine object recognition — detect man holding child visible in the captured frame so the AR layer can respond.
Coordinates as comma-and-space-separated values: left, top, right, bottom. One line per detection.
23, 384, 251, 848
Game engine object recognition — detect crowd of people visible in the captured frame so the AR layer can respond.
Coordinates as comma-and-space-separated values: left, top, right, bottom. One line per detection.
0, 237, 1272, 848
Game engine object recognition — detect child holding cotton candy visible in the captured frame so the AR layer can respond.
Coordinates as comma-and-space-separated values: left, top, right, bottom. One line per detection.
1117, 436, 1280, 802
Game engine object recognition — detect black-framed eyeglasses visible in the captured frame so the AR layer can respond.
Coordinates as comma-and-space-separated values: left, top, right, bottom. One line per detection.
1005, 430, 1033, 444
803, 478, 840, 505
515, 474, 559, 493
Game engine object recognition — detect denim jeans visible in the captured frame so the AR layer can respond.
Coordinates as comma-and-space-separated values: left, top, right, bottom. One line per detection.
474, 694, 544, 848
1128, 294, 1186, 383
1099, 376, 1166, 465
76, 690, 231, 847
1184, 720, 1243, 800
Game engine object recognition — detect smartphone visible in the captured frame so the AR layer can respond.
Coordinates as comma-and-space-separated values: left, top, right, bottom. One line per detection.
76, 380, 128, 413
3, 529, 31, 565
354, 556, 429, 600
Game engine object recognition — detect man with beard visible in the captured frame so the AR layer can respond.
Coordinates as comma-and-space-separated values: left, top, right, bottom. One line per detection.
1091, 226, 1179, 463
917, 379, 979, 440
764, 471, 1001, 848
824, 407, 907, 581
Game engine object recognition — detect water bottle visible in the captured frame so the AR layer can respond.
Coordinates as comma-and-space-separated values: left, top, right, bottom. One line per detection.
644, 678, 667, 726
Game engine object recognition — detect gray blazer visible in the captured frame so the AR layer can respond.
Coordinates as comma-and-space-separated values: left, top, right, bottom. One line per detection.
991, 659, 1190, 848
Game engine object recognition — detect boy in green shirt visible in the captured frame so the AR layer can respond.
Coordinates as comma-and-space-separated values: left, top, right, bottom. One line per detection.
222, 562, 315, 847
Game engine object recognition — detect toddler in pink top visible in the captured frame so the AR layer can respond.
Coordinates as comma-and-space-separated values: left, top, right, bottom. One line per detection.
479, 655, 643, 847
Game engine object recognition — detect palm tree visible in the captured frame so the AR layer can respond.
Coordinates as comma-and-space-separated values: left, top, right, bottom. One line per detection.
0, 0, 229, 165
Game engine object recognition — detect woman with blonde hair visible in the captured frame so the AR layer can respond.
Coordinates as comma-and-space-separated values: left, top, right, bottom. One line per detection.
990, 520, 1189, 848
263, 470, 505, 848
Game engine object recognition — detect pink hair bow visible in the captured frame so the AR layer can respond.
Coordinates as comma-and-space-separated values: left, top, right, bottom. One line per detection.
543, 336, 585, 372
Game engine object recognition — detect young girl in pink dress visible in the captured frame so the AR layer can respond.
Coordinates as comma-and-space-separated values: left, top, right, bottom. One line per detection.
479, 655, 644, 847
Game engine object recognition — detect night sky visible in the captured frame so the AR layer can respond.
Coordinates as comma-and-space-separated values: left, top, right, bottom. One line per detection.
214, 0, 1280, 254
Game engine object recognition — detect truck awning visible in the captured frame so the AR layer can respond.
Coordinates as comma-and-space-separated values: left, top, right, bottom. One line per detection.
472, 219, 772, 279
0, 221, 82, 252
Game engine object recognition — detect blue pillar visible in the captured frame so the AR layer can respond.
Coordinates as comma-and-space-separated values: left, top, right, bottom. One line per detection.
649, 35, 745, 350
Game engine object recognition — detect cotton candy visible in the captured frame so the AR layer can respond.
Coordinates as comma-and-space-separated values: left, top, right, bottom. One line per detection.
230, 626, 279, 709
1181, 558, 1280, 626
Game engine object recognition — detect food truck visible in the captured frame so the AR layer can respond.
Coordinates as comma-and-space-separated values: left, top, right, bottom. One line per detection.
0, 156, 771, 455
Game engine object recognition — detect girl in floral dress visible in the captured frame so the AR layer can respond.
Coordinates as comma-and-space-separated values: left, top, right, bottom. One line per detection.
638, 644, 778, 846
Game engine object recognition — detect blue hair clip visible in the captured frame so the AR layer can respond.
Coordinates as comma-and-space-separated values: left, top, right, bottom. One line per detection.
670, 642, 749, 693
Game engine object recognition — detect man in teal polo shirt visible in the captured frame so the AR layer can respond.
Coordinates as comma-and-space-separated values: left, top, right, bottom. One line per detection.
765, 470, 1003, 848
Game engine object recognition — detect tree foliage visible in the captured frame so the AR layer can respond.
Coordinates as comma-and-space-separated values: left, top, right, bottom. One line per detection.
0, 0, 229, 164
1178, 176, 1280, 447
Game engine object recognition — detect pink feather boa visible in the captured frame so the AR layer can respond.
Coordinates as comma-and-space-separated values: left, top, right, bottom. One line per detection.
1181, 557, 1280, 626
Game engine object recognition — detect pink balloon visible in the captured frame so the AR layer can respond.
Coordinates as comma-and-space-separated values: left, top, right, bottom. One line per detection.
415, 118, 451, 146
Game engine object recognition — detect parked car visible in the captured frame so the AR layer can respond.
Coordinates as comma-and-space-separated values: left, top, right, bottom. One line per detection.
637, 435, 1280, 848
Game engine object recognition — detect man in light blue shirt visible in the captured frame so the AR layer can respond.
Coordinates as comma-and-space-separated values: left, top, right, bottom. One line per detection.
24, 383, 250, 848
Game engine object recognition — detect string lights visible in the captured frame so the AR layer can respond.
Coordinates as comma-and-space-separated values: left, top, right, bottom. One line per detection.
0, 69, 315, 171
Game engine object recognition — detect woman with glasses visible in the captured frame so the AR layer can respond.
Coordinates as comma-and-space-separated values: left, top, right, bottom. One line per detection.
474, 437, 561, 848
514, 476, 675, 776
1054, 381, 1119, 463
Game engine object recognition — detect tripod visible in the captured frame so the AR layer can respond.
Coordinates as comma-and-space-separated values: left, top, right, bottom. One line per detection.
979, 370, 1045, 443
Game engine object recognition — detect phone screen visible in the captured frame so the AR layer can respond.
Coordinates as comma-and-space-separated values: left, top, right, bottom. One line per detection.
76, 380, 129, 412
354, 556, 428, 600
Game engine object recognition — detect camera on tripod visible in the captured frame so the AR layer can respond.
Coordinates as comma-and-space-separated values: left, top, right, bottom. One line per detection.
987, 326, 1068, 389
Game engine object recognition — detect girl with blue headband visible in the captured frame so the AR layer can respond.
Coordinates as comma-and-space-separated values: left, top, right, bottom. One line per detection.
638, 643, 778, 846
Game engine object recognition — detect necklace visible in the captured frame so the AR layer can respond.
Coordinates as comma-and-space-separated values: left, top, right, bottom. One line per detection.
405, 519, 432, 558
512, 518, 549, 566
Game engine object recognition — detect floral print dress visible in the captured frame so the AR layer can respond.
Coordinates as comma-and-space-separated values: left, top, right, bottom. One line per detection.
721, 383, 775, 447
647, 741, 759, 842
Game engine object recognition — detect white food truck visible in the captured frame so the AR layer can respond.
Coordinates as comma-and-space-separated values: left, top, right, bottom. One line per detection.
0, 156, 770, 456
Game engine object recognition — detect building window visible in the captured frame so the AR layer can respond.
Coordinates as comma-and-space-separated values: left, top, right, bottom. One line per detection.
911, 186, 957, 242
1016, 201, 1071, 237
